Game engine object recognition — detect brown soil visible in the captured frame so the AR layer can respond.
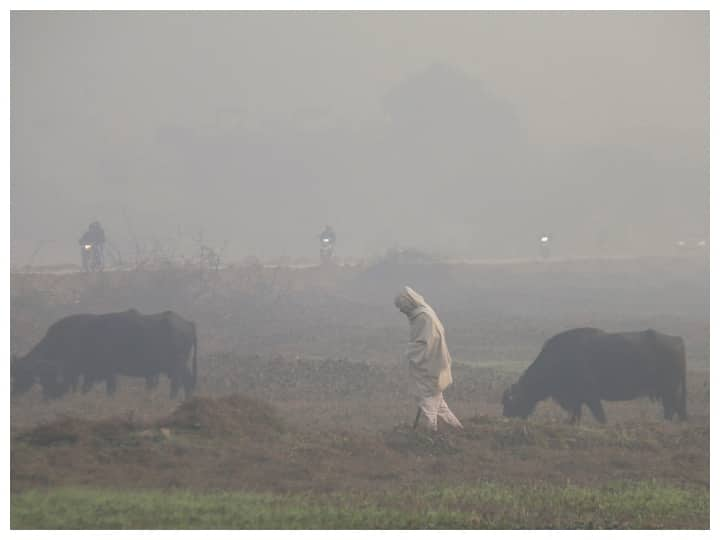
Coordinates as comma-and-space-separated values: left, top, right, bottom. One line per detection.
11, 383, 709, 495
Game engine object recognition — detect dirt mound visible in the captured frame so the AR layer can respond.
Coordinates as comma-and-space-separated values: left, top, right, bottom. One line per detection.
16, 395, 286, 447
16, 415, 138, 447
158, 394, 285, 436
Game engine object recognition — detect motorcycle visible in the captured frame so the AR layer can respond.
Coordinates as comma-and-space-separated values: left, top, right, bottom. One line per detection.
81, 243, 104, 272
320, 237, 335, 263
539, 235, 551, 260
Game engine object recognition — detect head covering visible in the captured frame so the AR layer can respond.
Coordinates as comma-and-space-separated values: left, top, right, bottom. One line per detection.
394, 286, 445, 334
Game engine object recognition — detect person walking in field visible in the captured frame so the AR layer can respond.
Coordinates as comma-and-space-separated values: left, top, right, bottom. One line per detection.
394, 286, 464, 432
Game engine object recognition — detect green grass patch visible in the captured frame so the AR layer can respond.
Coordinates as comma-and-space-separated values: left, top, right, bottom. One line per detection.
12, 480, 708, 529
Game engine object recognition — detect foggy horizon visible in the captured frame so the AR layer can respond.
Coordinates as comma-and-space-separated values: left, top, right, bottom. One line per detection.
10, 11, 709, 267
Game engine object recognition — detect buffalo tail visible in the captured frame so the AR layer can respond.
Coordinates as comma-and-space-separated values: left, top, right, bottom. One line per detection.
192, 322, 198, 389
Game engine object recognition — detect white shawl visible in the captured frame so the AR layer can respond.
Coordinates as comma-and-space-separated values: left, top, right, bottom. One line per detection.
395, 286, 453, 394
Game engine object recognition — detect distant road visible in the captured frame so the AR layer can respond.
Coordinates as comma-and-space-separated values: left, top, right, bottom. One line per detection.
11, 253, 706, 276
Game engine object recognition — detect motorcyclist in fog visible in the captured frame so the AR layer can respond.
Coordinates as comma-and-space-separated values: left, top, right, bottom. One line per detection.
319, 225, 336, 262
79, 221, 106, 270
319, 225, 336, 244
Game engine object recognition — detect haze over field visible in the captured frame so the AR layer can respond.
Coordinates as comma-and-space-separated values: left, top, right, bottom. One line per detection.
9, 11, 711, 529
11, 11, 708, 265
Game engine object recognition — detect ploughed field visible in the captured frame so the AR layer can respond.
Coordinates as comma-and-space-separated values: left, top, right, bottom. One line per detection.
10, 255, 710, 529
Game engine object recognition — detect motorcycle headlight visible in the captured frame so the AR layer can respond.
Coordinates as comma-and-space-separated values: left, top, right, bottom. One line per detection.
322, 238, 330, 243
540, 236, 549, 243
84, 244, 92, 250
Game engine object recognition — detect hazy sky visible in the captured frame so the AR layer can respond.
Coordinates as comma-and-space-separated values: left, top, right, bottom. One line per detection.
11, 11, 709, 265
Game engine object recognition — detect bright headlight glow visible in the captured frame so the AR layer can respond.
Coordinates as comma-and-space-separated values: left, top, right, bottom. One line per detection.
84, 244, 92, 250
540, 236, 549, 243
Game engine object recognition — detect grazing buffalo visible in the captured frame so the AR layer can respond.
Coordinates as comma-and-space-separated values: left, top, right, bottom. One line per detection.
502, 328, 687, 423
11, 309, 197, 399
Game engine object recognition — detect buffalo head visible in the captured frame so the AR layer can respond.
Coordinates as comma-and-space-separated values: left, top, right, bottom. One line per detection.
11, 354, 68, 400
502, 383, 535, 419
39, 377, 71, 400
11, 354, 35, 395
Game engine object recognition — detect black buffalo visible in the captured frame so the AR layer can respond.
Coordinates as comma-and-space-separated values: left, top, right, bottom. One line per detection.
502, 328, 687, 423
11, 309, 197, 399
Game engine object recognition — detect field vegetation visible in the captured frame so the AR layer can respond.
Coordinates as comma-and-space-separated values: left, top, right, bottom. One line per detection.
10, 254, 709, 528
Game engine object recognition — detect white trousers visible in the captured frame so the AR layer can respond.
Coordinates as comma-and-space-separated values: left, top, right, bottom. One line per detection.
418, 392, 464, 431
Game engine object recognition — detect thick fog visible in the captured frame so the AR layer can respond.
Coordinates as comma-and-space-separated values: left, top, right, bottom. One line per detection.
10, 11, 708, 266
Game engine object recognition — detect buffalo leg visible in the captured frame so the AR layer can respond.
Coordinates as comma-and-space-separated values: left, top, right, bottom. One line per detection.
106, 375, 118, 396
586, 400, 607, 424
145, 374, 160, 390
676, 402, 688, 421
182, 369, 194, 399
567, 402, 582, 424
169, 375, 180, 399
661, 395, 675, 420
675, 384, 688, 421
81, 376, 95, 394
